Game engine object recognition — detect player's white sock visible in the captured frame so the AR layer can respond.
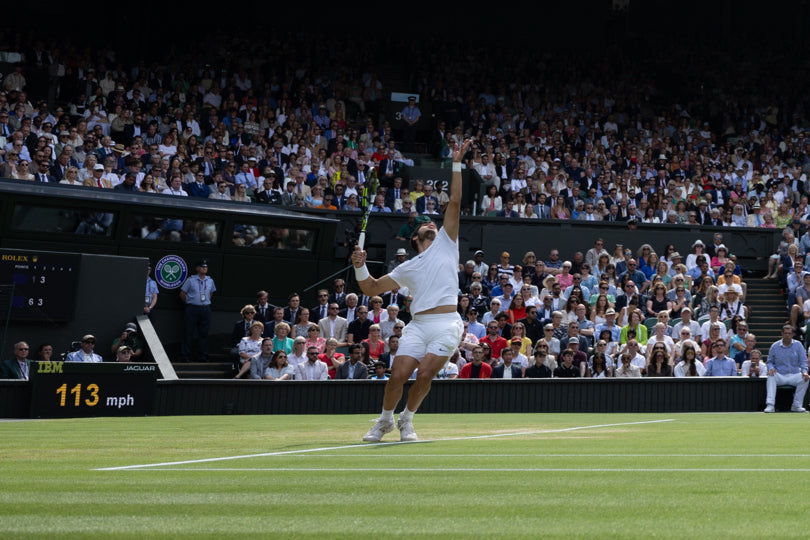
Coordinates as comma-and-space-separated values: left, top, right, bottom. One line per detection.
399, 408, 415, 422
381, 409, 394, 422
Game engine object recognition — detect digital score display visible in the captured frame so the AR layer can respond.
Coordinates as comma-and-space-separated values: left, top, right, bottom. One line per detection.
29, 361, 158, 418
0, 250, 81, 322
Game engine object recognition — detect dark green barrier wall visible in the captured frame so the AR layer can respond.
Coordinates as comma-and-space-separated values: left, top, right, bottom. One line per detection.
151, 379, 772, 415
3, 378, 799, 418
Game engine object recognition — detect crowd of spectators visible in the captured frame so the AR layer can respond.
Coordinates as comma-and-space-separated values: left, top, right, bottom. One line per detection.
1, 29, 809, 229
221, 230, 763, 380
1, 27, 808, 386
442, 236, 762, 379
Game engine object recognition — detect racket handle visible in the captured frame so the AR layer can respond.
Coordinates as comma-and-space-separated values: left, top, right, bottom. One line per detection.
357, 231, 366, 250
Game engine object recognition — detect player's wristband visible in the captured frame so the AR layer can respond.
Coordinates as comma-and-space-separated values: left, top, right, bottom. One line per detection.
355, 264, 370, 281
452, 162, 462, 172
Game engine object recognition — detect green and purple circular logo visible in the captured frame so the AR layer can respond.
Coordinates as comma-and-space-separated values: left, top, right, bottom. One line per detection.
155, 255, 188, 289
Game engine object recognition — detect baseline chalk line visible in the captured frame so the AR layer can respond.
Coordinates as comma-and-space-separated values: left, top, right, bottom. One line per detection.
95, 418, 674, 471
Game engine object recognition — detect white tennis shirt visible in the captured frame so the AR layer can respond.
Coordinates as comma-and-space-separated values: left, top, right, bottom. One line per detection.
389, 227, 459, 316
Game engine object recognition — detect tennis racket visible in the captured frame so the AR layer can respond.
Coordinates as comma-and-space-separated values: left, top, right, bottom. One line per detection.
357, 167, 377, 250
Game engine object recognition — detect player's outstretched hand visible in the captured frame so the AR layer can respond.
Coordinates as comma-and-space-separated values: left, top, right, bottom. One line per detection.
351, 245, 367, 268
452, 138, 472, 163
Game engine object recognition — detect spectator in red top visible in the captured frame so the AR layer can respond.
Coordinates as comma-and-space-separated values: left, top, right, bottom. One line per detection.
480, 320, 509, 359
458, 345, 493, 379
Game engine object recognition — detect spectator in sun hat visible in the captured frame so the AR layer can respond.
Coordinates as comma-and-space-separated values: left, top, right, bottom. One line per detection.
387, 247, 408, 273
66, 335, 103, 363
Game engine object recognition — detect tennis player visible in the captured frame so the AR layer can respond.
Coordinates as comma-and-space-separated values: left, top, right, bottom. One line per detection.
352, 138, 472, 442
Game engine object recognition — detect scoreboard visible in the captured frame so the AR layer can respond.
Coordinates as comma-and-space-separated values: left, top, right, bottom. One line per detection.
0, 250, 80, 322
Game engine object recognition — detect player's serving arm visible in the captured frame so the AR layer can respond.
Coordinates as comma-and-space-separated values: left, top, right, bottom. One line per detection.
352, 138, 472, 442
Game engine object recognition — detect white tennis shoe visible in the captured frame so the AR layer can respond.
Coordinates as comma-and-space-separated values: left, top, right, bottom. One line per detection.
397, 417, 418, 442
791, 406, 808, 413
362, 418, 394, 442
763, 405, 775, 413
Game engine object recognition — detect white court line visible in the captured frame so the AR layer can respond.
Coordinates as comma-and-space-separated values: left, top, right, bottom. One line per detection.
95, 418, 674, 471
119, 468, 810, 473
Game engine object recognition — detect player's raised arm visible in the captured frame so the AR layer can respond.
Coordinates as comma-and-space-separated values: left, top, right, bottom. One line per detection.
444, 138, 472, 241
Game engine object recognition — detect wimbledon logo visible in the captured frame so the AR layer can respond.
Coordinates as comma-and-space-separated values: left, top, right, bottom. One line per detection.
155, 255, 188, 289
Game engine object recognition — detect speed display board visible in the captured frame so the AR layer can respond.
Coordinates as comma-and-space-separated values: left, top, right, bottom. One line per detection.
29, 361, 158, 418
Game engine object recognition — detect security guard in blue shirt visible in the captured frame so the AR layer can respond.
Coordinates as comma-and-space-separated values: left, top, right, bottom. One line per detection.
180, 259, 216, 361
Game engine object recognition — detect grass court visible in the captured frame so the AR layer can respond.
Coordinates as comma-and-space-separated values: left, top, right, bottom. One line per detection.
1, 413, 808, 538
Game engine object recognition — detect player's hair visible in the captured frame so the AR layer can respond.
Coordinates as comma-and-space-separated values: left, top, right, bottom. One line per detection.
410, 228, 420, 251
410, 219, 434, 251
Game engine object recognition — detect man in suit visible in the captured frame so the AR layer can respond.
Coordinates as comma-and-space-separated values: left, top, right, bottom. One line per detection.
379, 149, 402, 188
33, 158, 57, 183
186, 172, 211, 198
208, 180, 232, 201
491, 346, 524, 379
340, 293, 360, 324
84, 163, 111, 188
295, 346, 329, 380
378, 335, 399, 370
336, 344, 369, 379
705, 207, 723, 227
254, 290, 275, 324
332, 184, 348, 210
602, 187, 618, 210
289, 171, 312, 199
695, 200, 713, 224
318, 302, 348, 346
428, 121, 446, 158
311, 289, 331, 323
380, 288, 406, 309
269, 141, 290, 170
263, 307, 286, 338
328, 279, 347, 309
123, 112, 146, 146
534, 194, 551, 219
283, 293, 301, 325
278, 180, 297, 206
706, 232, 725, 258
0, 341, 32, 380
231, 305, 258, 347
525, 182, 543, 207
197, 146, 221, 182
385, 177, 405, 210
614, 280, 647, 316
49, 149, 72, 181
415, 183, 439, 214
577, 202, 602, 222
256, 156, 285, 183
497, 199, 520, 218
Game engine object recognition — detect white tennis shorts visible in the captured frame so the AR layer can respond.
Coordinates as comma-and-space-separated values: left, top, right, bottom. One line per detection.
397, 312, 464, 361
